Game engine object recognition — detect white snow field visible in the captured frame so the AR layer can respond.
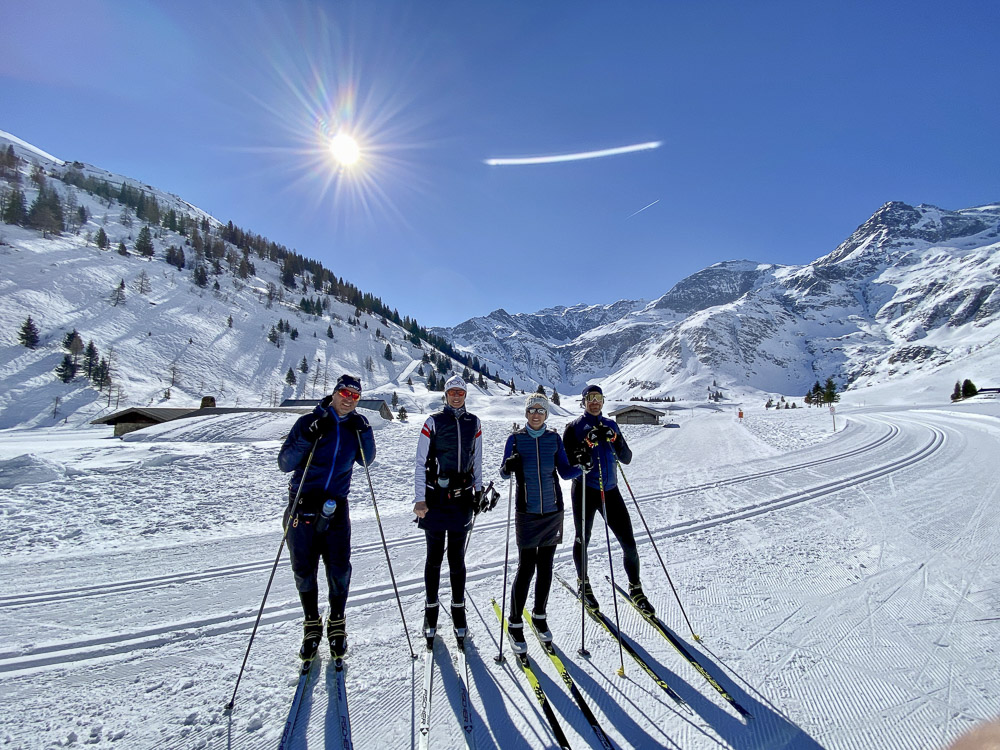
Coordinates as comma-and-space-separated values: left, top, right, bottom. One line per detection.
1, 398, 998, 749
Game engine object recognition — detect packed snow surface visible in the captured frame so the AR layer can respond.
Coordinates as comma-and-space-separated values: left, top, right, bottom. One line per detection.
1, 398, 998, 749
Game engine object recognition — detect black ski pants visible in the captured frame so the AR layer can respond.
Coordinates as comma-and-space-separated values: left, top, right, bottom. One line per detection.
424, 528, 469, 605
510, 544, 556, 621
571, 481, 641, 586
285, 497, 351, 618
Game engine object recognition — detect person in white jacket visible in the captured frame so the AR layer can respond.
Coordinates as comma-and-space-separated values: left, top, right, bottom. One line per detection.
413, 375, 483, 642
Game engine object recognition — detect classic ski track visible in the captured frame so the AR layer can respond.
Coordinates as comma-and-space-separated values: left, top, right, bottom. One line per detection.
0, 417, 947, 674
0, 417, 899, 610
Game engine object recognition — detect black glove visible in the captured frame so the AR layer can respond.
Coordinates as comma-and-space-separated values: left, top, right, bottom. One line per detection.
306, 413, 336, 441
572, 445, 593, 471
475, 482, 500, 514
347, 412, 371, 434
588, 423, 616, 444
502, 452, 521, 475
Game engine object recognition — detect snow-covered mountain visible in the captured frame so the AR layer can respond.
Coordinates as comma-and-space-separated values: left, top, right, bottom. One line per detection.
0, 130, 492, 429
439, 202, 1000, 402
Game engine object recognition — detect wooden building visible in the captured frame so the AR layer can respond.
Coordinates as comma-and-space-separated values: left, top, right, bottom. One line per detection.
608, 404, 667, 425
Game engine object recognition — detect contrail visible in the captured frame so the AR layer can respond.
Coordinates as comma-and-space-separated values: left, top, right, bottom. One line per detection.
627, 199, 660, 219
484, 141, 661, 166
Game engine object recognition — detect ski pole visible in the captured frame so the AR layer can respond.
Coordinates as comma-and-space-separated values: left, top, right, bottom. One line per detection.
226, 438, 319, 711
495, 449, 516, 664
616, 458, 700, 640
356, 433, 417, 660
596, 454, 626, 677
577, 474, 590, 658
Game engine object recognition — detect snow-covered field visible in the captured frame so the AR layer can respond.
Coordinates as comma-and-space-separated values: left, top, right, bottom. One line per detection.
1, 398, 998, 749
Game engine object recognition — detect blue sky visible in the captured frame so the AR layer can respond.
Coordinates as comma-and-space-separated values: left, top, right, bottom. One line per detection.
3, 1, 998, 327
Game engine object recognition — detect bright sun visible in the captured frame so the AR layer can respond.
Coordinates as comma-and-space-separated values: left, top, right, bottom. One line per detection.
329, 133, 361, 166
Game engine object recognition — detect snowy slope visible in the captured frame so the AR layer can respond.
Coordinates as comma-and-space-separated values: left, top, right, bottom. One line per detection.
0, 130, 488, 430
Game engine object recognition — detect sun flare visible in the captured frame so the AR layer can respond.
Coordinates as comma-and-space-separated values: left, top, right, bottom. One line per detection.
329, 133, 361, 166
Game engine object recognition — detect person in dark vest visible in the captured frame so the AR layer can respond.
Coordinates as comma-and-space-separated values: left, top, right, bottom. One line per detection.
278, 374, 376, 661
498, 393, 581, 653
563, 384, 654, 615
413, 375, 483, 642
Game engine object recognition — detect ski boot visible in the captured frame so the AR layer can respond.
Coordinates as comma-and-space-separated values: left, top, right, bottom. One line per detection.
327, 614, 347, 659
529, 611, 552, 643
578, 577, 599, 611
507, 616, 527, 655
423, 602, 439, 649
451, 601, 467, 645
299, 617, 323, 662
629, 582, 655, 617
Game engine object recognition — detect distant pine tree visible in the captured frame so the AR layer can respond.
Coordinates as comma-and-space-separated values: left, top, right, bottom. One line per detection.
285, 368, 297, 385
299, 356, 309, 373
135, 225, 154, 257
55, 354, 77, 383
384, 343, 392, 361
951, 381, 962, 401
19, 316, 40, 348
551, 389, 560, 406
2, 188, 27, 225
962, 379, 978, 399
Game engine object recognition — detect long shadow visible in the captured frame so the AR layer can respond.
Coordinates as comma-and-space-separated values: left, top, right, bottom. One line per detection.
620, 617, 826, 750
546, 640, 679, 749
437, 639, 497, 750
464, 597, 545, 750
278, 660, 320, 749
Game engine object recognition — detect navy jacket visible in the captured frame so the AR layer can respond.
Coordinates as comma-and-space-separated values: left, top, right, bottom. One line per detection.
278, 399, 376, 504
500, 428, 581, 514
563, 413, 631, 491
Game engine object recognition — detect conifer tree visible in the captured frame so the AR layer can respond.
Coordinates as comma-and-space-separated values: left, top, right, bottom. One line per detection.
135, 225, 154, 257
536, 384, 546, 396
55, 354, 77, 383
18, 316, 40, 349
962, 379, 978, 399
117, 241, 128, 256
384, 343, 392, 361
326, 325, 334, 339
2, 188, 26, 225
823, 377, 839, 404
83, 340, 99, 378
96, 227, 109, 250
391, 391, 398, 408
951, 381, 962, 401
285, 368, 297, 385
551, 388, 560, 406
299, 356, 309, 373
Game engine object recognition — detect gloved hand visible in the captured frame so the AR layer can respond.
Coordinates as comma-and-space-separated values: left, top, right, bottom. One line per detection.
476, 483, 500, 513
502, 452, 521, 475
306, 413, 337, 441
572, 446, 593, 471
347, 413, 371, 434
588, 423, 616, 444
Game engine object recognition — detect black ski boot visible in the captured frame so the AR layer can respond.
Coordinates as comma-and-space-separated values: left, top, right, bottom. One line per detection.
529, 611, 552, 642
451, 601, 467, 644
507, 616, 527, 655
423, 602, 439, 649
629, 582, 655, 617
299, 618, 323, 662
578, 577, 599, 611
327, 614, 347, 659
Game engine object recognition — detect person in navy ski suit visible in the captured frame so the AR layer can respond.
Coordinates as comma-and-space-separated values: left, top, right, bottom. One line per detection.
413, 375, 483, 641
499, 392, 581, 652
563, 384, 654, 615
278, 374, 376, 659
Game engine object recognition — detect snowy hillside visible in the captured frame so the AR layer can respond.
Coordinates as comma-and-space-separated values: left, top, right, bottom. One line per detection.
440, 205, 1000, 403
0, 130, 498, 429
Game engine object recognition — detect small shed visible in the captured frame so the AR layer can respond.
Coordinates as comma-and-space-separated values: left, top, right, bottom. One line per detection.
280, 398, 393, 420
91, 407, 198, 437
608, 404, 666, 425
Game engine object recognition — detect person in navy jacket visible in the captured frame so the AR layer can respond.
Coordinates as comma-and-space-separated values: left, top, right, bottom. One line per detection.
563, 384, 654, 616
278, 373, 376, 660
413, 375, 483, 642
499, 393, 581, 653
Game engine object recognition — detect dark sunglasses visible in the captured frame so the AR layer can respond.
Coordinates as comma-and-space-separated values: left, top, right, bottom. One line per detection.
526, 407, 547, 415
337, 389, 361, 401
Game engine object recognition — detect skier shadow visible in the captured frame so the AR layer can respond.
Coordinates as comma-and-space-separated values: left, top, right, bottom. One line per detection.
613, 623, 825, 750
324, 661, 351, 748
436, 640, 498, 750
461, 637, 535, 750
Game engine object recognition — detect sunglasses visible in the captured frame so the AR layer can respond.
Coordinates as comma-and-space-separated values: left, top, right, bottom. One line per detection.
584, 393, 604, 404
526, 407, 547, 415
337, 388, 361, 401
